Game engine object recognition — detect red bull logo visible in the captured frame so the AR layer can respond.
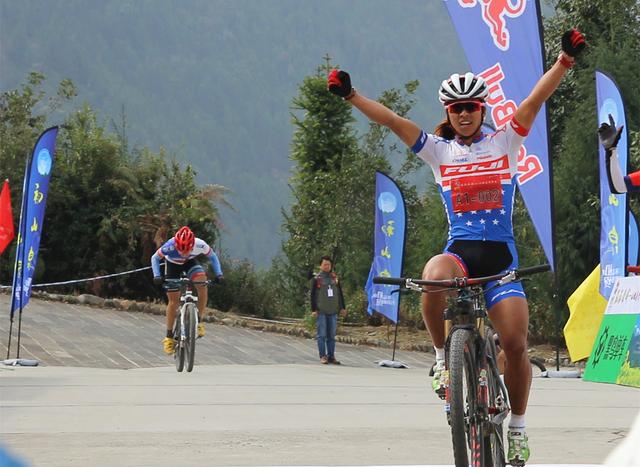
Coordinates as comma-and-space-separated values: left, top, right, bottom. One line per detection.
458, 0, 526, 51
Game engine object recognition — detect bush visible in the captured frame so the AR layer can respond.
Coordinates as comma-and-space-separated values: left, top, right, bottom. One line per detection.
209, 258, 275, 318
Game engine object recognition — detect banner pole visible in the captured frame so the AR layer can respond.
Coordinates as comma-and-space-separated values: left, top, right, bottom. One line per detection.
6, 317, 13, 359
15, 207, 27, 360
16, 305, 23, 359
8, 142, 32, 360
12, 143, 33, 361
554, 287, 560, 371
391, 318, 399, 361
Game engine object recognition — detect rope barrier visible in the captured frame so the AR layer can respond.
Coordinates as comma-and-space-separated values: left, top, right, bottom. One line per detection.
0, 265, 152, 290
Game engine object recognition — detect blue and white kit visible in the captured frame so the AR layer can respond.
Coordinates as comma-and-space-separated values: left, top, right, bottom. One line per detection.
151, 237, 223, 279
411, 118, 529, 307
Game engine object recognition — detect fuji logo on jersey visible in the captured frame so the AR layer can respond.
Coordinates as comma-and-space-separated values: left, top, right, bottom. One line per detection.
441, 155, 509, 177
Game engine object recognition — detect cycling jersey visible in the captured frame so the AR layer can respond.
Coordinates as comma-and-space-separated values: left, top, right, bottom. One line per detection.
411, 119, 527, 243
151, 237, 222, 278
412, 119, 529, 306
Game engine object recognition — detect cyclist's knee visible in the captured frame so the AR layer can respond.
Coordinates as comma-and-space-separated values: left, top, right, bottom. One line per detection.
499, 336, 527, 360
191, 271, 206, 281
422, 254, 463, 281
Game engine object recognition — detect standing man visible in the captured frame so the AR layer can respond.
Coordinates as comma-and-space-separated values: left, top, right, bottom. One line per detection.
310, 256, 346, 364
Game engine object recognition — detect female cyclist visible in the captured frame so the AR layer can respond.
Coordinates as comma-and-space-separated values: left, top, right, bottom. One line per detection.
328, 29, 585, 465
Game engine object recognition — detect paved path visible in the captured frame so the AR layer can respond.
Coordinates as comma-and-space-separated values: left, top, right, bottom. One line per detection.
1, 295, 639, 467
0, 295, 431, 369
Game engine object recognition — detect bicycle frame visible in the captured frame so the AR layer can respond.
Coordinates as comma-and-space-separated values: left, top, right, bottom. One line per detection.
165, 277, 209, 323
176, 283, 199, 343
164, 277, 210, 373
443, 284, 486, 339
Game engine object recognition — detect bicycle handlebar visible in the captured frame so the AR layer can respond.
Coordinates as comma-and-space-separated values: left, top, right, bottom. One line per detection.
163, 278, 212, 287
373, 264, 550, 290
372, 277, 406, 286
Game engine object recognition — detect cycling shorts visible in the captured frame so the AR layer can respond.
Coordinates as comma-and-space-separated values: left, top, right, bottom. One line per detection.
443, 239, 526, 307
164, 259, 206, 291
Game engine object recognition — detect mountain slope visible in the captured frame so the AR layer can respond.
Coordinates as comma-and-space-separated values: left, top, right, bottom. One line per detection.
0, 0, 467, 266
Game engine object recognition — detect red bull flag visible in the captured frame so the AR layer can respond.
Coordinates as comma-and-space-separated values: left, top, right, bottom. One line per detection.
444, 0, 555, 269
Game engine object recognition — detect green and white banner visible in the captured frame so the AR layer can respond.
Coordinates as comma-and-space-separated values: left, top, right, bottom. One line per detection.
584, 276, 640, 387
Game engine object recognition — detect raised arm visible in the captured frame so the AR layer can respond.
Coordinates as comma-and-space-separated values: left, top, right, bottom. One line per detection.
327, 70, 421, 148
598, 114, 638, 194
514, 29, 585, 130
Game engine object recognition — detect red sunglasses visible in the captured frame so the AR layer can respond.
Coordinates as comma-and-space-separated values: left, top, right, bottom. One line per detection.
446, 100, 484, 114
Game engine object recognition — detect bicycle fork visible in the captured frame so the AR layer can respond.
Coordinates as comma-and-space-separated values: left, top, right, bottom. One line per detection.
486, 354, 510, 425
177, 297, 196, 346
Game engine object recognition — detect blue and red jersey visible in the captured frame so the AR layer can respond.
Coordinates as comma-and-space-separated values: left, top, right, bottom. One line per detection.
411, 119, 528, 243
151, 237, 222, 277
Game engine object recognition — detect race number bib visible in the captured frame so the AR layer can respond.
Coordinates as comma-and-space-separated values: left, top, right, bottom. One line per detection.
451, 175, 503, 213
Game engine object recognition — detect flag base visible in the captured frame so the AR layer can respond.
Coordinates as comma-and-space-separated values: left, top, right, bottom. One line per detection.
541, 369, 581, 378
2, 358, 39, 366
377, 359, 409, 368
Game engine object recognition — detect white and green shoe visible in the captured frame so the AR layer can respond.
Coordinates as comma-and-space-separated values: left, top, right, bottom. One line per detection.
507, 429, 530, 466
431, 360, 447, 399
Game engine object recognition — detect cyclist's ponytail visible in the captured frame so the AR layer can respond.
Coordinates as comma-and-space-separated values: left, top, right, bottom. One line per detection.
434, 118, 456, 140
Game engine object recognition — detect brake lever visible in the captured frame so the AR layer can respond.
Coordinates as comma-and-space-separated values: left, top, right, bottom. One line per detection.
497, 270, 517, 286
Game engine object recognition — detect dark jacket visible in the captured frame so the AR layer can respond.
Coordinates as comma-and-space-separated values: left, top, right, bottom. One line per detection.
310, 271, 345, 314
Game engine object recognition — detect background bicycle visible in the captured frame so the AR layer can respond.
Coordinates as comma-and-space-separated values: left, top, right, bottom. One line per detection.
164, 277, 211, 372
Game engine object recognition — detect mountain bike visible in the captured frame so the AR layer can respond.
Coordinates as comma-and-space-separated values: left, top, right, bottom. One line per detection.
164, 277, 211, 373
374, 264, 550, 467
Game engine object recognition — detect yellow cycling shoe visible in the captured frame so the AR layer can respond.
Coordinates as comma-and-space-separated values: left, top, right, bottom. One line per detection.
162, 337, 176, 355
197, 323, 205, 338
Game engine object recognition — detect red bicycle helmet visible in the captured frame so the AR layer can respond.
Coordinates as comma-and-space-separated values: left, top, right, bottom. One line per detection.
174, 226, 195, 253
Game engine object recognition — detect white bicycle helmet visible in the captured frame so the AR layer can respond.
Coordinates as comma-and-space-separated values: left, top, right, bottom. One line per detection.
438, 72, 488, 104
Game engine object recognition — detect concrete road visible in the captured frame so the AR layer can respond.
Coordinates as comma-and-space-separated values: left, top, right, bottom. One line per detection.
1, 296, 639, 466
0, 295, 430, 369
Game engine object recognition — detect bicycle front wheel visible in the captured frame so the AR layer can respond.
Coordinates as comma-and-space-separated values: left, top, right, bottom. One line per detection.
174, 312, 185, 373
483, 328, 506, 466
448, 328, 483, 467
185, 303, 197, 373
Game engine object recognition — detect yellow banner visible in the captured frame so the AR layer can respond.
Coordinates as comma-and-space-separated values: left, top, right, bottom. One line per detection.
565, 265, 608, 362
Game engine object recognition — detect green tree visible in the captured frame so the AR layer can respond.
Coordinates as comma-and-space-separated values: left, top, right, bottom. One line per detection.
0, 74, 231, 301
0, 73, 76, 280
275, 60, 429, 320
276, 61, 365, 315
